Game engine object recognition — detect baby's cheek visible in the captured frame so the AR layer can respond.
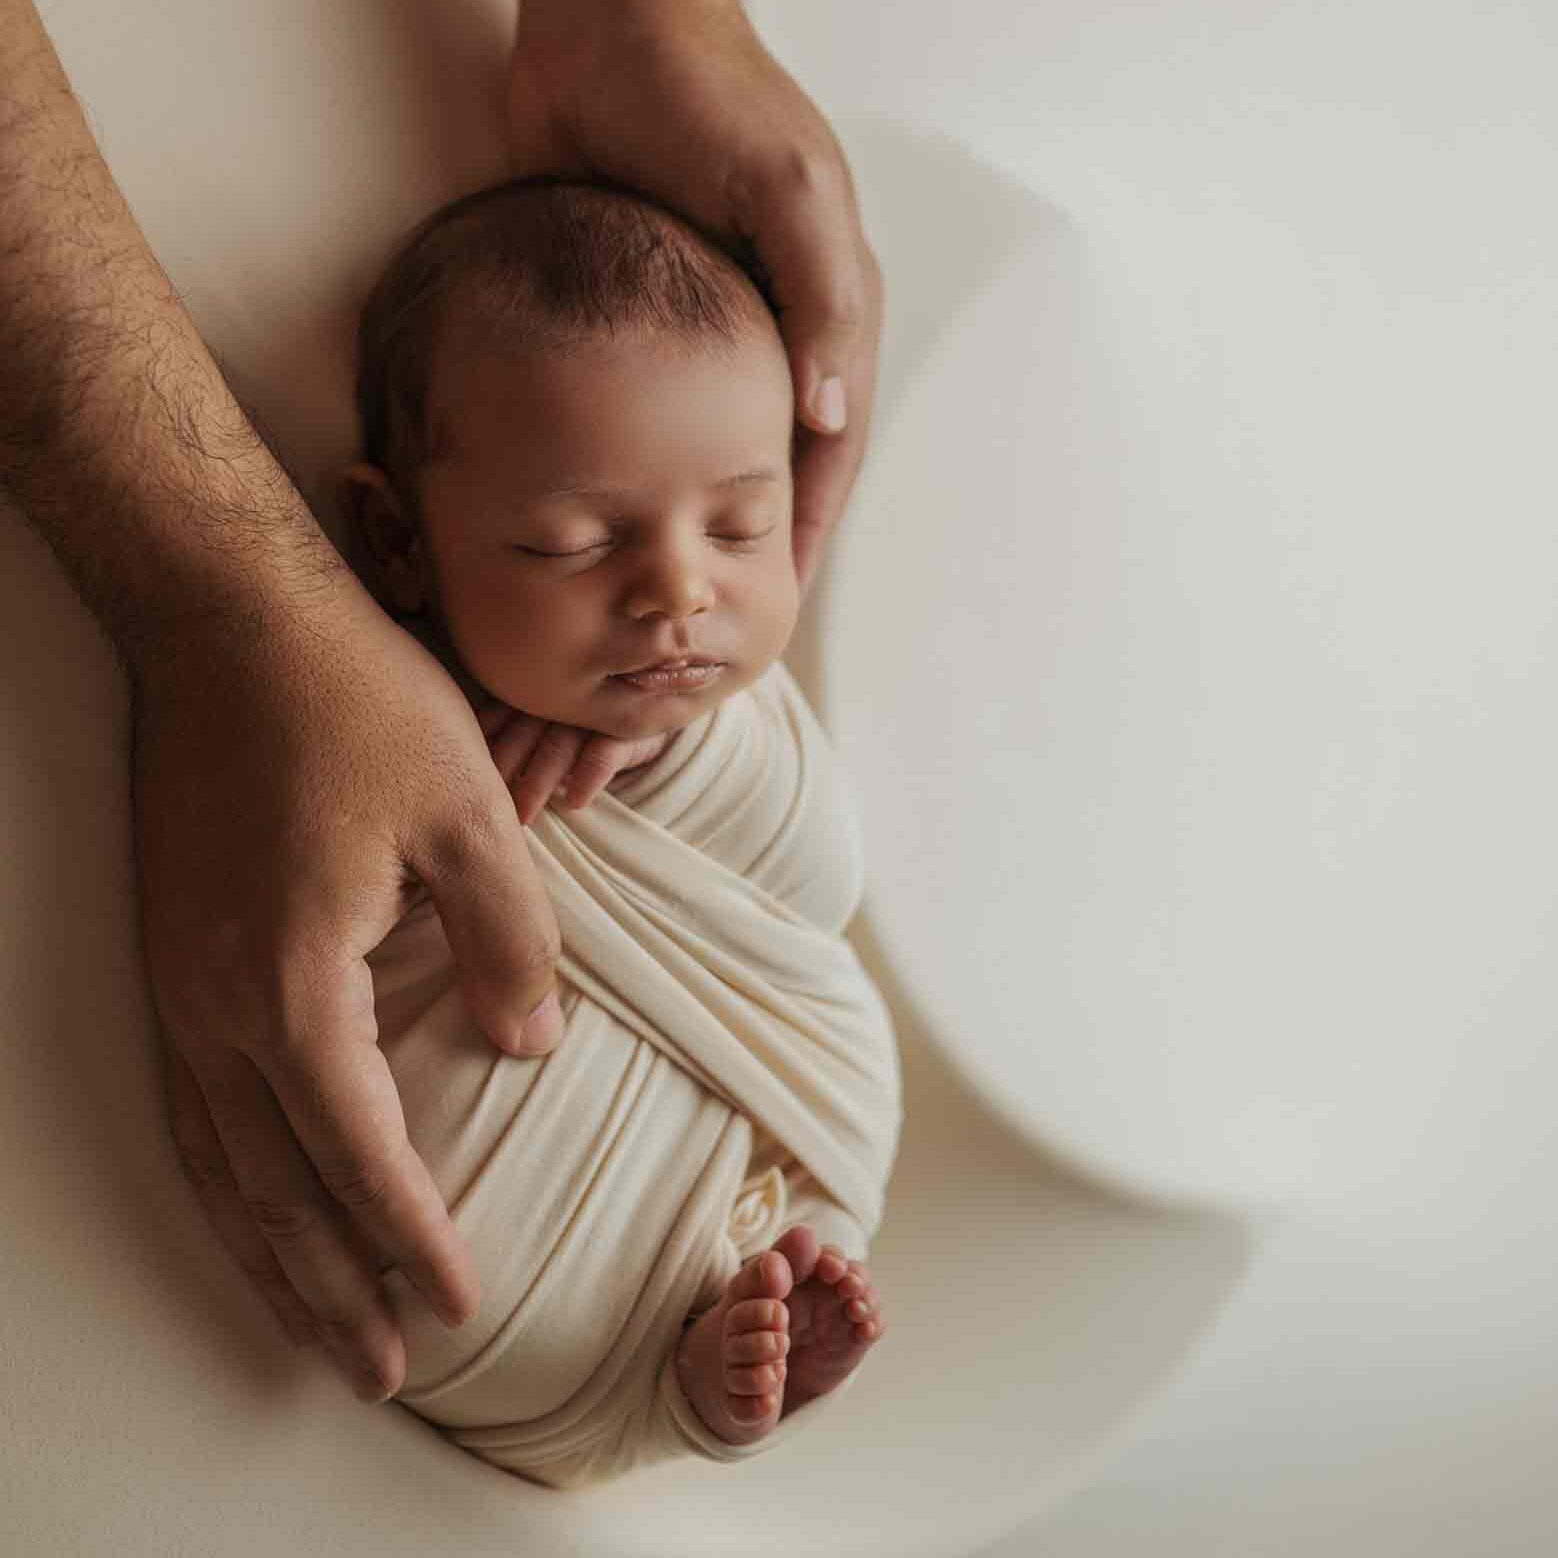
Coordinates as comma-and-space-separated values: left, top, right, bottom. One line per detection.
750, 563, 800, 657
458, 588, 577, 705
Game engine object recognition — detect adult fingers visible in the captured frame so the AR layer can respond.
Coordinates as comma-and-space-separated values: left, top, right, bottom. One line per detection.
790, 240, 883, 599
410, 793, 564, 1058
160, 1030, 316, 1349
238, 952, 479, 1327
791, 399, 867, 600
487, 709, 548, 790
192, 973, 478, 1402
739, 139, 872, 440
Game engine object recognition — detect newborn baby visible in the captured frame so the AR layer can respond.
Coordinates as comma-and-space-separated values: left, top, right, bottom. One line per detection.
339, 176, 902, 1488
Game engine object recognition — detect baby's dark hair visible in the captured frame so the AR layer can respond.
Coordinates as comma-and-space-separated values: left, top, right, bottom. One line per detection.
354, 174, 778, 508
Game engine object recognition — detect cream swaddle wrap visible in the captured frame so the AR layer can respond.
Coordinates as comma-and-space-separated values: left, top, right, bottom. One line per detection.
367, 658, 903, 1488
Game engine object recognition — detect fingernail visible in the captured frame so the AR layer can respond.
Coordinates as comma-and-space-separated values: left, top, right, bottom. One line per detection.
811, 375, 847, 433
523, 989, 563, 1052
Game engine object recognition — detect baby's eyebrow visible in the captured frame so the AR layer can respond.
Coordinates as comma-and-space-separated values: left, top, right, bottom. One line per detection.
532, 467, 783, 502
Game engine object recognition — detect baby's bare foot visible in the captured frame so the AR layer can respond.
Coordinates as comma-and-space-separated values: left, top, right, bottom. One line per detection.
781, 1242, 886, 1416
674, 1226, 818, 1447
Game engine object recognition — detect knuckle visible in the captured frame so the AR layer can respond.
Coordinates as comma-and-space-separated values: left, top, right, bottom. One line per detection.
426, 803, 505, 874
534, 724, 580, 763
569, 748, 614, 787
308, 1311, 358, 1344
765, 142, 835, 204
317, 1160, 391, 1213
265, 961, 372, 1070
172, 1137, 237, 1199
829, 281, 867, 334
243, 1259, 292, 1294
240, 1191, 320, 1243
527, 922, 563, 976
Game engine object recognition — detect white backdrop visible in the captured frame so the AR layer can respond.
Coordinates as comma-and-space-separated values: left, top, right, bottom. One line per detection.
744, 1, 1558, 1551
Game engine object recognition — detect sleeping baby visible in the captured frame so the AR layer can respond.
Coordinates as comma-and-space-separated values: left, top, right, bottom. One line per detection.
338, 175, 902, 1489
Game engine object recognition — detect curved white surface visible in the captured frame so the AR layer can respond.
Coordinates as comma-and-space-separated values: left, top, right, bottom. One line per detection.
809, 22, 1558, 1219
757, 2, 1558, 1551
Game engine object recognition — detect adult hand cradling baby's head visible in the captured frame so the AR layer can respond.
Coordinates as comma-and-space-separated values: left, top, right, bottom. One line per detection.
505, 0, 883, 602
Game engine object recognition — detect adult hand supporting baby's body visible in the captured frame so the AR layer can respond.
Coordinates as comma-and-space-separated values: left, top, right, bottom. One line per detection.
506, 0, 884, 602
0, 0, 567, 1403
132, 583, 566, 1399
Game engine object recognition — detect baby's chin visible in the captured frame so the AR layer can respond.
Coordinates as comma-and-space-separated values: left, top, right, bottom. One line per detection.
587, 677, 740, 740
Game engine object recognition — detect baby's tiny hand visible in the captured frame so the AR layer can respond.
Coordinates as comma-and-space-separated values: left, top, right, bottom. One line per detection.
477, 702, 673, 826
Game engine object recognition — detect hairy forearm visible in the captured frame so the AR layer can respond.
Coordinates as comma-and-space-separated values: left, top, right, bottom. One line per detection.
0, 1, 343, 667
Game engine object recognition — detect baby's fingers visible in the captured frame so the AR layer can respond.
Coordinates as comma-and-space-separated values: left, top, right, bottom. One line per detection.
486, 709, 546, 788
556, 732, 633, 812
514, 724, 583, 826
475, 698, 510, 740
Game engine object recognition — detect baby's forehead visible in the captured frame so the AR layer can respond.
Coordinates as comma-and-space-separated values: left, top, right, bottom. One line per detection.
436, 303, 780, 377
421, 315, 793, 498
429, 314, 788, 425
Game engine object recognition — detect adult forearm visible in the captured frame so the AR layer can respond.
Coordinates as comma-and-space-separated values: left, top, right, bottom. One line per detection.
0, 1, 342, 667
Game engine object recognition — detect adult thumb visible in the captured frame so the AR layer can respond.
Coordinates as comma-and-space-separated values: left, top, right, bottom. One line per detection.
413, 805, 563, 1058
747, 157, 868, 437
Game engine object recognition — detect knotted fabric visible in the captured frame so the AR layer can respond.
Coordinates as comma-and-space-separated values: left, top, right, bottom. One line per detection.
367, 660, 903, 1487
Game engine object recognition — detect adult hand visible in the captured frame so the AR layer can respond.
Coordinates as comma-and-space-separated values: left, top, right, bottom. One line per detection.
506, 0, 883, 602
4, 0, 575, 1409
133, 580, 564, 1402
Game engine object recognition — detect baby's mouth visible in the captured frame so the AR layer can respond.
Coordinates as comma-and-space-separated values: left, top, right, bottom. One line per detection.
609, 661, 725, 693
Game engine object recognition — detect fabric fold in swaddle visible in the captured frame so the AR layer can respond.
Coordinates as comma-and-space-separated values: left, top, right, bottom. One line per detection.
368, 659, 902, 1488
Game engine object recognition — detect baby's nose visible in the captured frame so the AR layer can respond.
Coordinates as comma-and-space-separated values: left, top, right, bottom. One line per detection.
626, 547, 716, 620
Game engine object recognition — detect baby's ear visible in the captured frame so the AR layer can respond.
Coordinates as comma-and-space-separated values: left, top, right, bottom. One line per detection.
338, 463, 427, 615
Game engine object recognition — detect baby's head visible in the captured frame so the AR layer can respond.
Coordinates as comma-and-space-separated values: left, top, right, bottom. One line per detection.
342, 176, 798, 740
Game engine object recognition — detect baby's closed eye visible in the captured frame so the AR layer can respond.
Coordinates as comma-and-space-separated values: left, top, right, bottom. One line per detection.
512, 525, 776, 561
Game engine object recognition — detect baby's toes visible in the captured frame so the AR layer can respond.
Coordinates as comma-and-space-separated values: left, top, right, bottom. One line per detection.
727, 1296, 788, 1340
726, 1323, 791, 1370
814, 1244, 851, 1285
836, 1264, 883, 1341
725, 1298, 788, 1381
846, 1285, 884, 1341
723, 1299, 789, 1415
834, 1260, 870, 1303
725, 1358, 788, 1399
